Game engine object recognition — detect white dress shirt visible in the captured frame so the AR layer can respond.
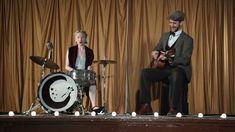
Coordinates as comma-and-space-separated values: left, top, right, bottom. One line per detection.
168, 29, 182, 47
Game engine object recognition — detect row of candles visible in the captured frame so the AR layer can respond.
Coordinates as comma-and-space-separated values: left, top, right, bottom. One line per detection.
7, 111, 227, 119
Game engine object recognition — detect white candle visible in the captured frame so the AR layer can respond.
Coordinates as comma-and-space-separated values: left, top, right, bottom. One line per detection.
54, 111, 59, 116
131, 112, 136, 117
112, 112, 117, 116
220, 113, 227, 119
154, 112, 159, 117
91, 111, 96, 116
8, 111, 14, 116
74, 111, 80, 116
198, 113, 203, 118
31, 111, 36, 116
176, 112, 182, 117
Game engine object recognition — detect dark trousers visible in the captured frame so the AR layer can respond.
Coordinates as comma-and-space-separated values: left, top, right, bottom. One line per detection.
140, 66, 187, 108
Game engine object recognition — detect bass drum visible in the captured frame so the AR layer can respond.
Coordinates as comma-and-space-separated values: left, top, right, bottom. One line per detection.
38, 72, 78, 112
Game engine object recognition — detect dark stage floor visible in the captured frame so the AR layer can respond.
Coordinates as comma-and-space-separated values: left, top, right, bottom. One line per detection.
1, 112, 235, 132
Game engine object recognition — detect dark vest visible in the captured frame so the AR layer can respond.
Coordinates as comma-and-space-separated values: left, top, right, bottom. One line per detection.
68, 45, 94, 69
165, 38, 177, 66
166, 39, 177, 50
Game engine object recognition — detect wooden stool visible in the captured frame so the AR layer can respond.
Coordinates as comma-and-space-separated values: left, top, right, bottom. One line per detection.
160, 81, 189, 115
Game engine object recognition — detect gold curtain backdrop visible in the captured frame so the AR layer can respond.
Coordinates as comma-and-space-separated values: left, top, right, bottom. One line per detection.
0, 0, 234, 114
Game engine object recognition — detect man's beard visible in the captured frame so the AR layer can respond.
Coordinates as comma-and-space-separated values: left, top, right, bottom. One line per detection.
171, 27, 179, 32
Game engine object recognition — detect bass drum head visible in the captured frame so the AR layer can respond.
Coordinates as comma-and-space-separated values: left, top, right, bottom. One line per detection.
38, 72, 78, 112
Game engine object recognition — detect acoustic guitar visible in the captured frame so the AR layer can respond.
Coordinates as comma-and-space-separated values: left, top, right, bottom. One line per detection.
150, 49, 175, 69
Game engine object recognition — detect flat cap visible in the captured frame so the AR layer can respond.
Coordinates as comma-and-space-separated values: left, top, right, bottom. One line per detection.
168, 10, 185, 21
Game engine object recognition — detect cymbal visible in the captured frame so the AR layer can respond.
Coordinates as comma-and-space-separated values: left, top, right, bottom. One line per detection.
93, 60, 116, 65
30, 56, 59, 69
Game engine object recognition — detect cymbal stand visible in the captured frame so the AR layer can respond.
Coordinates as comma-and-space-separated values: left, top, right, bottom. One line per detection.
24, 62, 48, 114
101, 62, 108, 113
40, 61, 45, 79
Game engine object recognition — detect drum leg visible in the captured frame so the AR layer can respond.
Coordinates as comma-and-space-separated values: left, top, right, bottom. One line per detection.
24, 98, 48, 114
67, 100, 85, 115
77, 85, 87, 115
66, 85, 87, 115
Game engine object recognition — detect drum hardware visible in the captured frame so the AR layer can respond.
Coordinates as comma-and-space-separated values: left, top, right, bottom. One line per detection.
93, 59, 116, 113
70, 84, 86, 115
24, 97, 49, 114
29, 42, 58, 70
93, 60, 116, 67
24, 42, 65, 114
30, 56, 59, 70
67, 69, 97, 115
24, 57, 48, 114
25, 53, 61, 114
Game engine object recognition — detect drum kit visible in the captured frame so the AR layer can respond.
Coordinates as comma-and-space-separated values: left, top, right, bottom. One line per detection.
25, 55, 116, 115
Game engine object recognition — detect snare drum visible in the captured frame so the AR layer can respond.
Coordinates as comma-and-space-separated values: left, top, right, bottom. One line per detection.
38, 72, 78, 112
68, 69, 96, 87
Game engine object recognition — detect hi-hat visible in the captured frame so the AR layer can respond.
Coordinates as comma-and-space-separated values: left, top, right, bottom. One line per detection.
93, 60, 116, 65
30, 56, 59, 69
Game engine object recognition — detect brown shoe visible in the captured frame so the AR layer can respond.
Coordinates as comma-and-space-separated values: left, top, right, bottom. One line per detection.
167, 107, 177, 116
138, 103, 153, 115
